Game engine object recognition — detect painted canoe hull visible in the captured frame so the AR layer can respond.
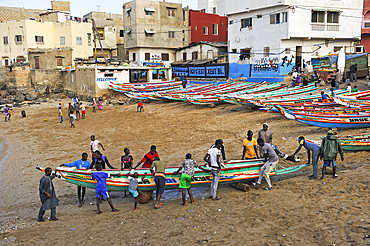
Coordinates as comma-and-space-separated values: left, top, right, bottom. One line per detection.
40, 160, 309, 191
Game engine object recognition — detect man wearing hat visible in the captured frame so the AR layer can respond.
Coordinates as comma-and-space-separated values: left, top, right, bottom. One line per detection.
257, 123, 273, 158
319, 130, 344, 179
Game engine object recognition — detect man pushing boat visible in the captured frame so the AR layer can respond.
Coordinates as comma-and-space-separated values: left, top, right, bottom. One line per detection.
292, 137, 320, 179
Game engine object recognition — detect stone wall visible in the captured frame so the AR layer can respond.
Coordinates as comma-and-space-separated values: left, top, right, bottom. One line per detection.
30, 69, 64, 94
6, 65, 31, 87
51, 1, 70, 12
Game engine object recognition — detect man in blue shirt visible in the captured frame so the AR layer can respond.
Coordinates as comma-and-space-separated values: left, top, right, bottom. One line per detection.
61, 153, 90, 207
292, 136, 321, 179
90, 164, 119, 214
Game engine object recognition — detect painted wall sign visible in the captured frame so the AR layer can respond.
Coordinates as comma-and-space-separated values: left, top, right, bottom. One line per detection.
96, 77, 117, 81
189, 67, 206, 76
172, 64, 228, 78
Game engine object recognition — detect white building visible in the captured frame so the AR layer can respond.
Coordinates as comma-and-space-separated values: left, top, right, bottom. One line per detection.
199, 0, 363, 80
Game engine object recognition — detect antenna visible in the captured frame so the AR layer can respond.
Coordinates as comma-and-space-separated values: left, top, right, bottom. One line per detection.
96, 5, 101, 12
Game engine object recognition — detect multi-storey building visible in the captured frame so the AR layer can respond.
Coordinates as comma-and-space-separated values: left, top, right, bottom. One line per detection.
362, 0, 370, 53
123, 0, 190, 67
199, 0, 363, 81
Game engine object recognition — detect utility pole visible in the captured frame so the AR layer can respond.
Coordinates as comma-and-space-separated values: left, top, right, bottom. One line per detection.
91, 18, 108, 65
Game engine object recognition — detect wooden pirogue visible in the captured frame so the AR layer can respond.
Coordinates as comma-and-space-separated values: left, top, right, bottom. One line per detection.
37, 159, 308, 191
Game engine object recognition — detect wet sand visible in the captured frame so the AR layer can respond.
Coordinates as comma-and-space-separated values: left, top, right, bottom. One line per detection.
0, 96, 370, 245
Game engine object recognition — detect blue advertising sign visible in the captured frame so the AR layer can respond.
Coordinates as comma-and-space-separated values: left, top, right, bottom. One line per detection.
172, 67, 188, 77
172, 64, 228, 78
189, 67, 206, 77
206, 66, 225, 77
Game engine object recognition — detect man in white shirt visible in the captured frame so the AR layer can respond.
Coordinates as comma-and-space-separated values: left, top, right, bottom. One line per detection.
90, 135, 105, 163
204, 139, 223, 201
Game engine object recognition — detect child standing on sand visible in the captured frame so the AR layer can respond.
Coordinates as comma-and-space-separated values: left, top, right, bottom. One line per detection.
93, 98, 97, 112
58, 103, 63, 124
126, 171, 146, 210
4, 105, 11, 122
81, 103, 86, 119
90, 164, 119, 214
121, 148, 133, 198
137, 102, 144, 113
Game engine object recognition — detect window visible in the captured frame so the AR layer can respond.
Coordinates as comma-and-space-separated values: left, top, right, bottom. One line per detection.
145, 32, 154, 37
257, 14, 262, 19
35, 36, 44, 43
364, 11, 370, 28
97, 28, 104, 40
240, 48, 251, 59
192, 51, 198, 60
207, 50, 214, 60
76, 37, 82, 45
333, 46, 342, 52
145, 53, 150, 60
168, 31, 175, 38
241, 18, 252, 28
161, 53, 169, 61
212, 24, 218, 35
183, 52, 186, 61
60, 36, 65, 45
263, 47, 270, 57
168, 10, 175, 17
15, 35, 22, 43
57, 58, 63, 66
104, 72, 114, 77
145, 11, 153, 15
270, 13, 280, 24
213, 7, 216, 14
311, 11, 325, 23
232, 49, 237, 53
87, 33, 91, 45
327, 11, 339, 24
285, 48, 290, 54
127, 10, 131, 17
120, 30, 124, 37
194, 25, 197, 30
204, 27, 208, 35
132, 53, 136, 61
34, 57, 40, 69
282, 12, 287, 23
201, 9, 205, 13
3, 36, 8, 45
356, 46, 363, 53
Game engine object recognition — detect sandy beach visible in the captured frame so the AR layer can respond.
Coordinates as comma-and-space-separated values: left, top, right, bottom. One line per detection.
1, 91, 370, 245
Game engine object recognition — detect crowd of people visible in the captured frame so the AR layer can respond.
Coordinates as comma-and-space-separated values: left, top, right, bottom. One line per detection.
38, 125, 345, 221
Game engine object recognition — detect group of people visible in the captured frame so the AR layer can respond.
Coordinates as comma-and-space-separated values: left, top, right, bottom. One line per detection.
38, 127, 345, 221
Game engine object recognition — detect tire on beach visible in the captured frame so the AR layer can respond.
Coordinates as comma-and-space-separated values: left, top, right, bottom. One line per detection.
139, 191, 153, 204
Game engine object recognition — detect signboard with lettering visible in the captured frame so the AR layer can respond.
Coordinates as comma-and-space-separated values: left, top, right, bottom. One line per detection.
172, 64, 228, 78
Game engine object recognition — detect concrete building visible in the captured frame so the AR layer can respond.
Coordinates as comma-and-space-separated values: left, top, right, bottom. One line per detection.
189, 10, 228, 44
0, 18, 93, 67
362, 0, 370, 53
83, 11, 127, 60
174, 41, 227, 62
123, 0, 190, 67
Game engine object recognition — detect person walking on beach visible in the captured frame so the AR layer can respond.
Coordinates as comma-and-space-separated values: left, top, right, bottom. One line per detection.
93, 98, 97, 112
257, 123, 272, 157
4, 105, 11, 122
253, 138, 279, 190
38, 167, 59, 222
74, 102, 80, 120
174, 153, 209, 206
210, 139, 226, 163
81, 103, 86, 119
69, 113, 77, 128
58, 103, 63, 124
292, 137, 321, 179
320, 130, 344, 179
90, 164, 119, 214
126, 171, 147, 210
204, 139, 223, 201
150, 157, 166, 209
349, 64, 358, 83
137, 102, 144, 113
90, 135, 105, 162
60, 153, 91, 207
90, 151, 115, 169
68, 102, 74, 115
134, 145, 159, 169
242, 130, 259, 159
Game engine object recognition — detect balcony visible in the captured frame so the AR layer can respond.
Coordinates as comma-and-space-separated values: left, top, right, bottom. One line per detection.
311, 23, 339, 32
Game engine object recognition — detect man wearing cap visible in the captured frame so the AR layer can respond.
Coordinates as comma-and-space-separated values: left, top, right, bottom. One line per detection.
257, 123, 273, 158
319, 130, 344, 179
292, 136, 321, 179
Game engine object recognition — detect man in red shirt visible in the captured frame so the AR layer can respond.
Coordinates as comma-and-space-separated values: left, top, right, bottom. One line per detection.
137, 102, 144, 113
134, 145, 159, 169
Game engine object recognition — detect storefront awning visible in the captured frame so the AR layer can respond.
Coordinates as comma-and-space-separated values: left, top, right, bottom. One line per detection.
125, 8, 131, 12
144, 29, 156, 34
125, 29, 132, 34
144, 7, 156, 12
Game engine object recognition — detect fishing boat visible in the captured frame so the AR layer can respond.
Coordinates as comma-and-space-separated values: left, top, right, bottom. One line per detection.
340, 140, 370, 151
37, 160, 308, 191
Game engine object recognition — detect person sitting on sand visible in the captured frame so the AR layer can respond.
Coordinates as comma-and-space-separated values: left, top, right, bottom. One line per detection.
90, 151, 115, 170
137, 102, 144, 113
69, 113, 77, 128
90, 164, 119, 214
38, 167, 59, 222
292, 137, 320, 180
134, 145, 159, 169
204, 139, 224, 201
4, 105, 11, 122
60, 153, 91, 207
253, 138, 279, 191
320, 130, 344, 179
126, 171, 147, 210
174, 153, 209, 206
242, 130, 259, 160
150, 157, 166, 209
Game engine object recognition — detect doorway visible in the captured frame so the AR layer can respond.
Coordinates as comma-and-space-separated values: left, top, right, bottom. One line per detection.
295, 46, 302, 71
